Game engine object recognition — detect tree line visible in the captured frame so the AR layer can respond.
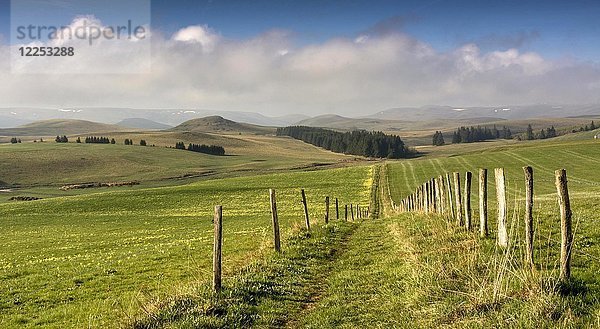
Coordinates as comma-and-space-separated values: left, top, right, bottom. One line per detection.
523, 124, 557, 140
451, 125, 512, 144
85, 136, 111, 144
521, 121, 596, 141
276, 126, 414, 159
174, 142, 225, 155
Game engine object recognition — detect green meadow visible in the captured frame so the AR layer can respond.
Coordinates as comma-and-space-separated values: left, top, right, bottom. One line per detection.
0, 166, 371, 328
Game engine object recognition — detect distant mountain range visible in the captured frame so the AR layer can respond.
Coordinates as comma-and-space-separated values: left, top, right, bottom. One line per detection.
368, 104, 600, 121
1, 104, 600, 130
0, 108, 308, 128
0, 119, 132, 136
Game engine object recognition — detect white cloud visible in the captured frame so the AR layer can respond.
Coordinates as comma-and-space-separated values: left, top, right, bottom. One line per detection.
1, 19, 600, 116
172, 25, 219, 53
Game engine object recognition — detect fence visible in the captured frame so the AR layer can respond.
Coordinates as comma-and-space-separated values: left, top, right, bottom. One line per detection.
394, 166, 574, 282
211, 189, 370, 293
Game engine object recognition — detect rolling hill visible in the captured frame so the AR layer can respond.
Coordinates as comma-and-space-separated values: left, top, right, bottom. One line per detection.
116, 118, 172, 130
171, 116, 275, 135
0, 119, 131, 136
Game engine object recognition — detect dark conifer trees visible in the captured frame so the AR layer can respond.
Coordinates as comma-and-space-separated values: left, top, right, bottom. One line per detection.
276, 126, 412, 158
432, 131, 445, 146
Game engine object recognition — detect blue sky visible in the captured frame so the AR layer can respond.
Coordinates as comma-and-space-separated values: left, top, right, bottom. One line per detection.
1, 0, 600, 60
1, 0, 600, 113
150, 0, 600, 60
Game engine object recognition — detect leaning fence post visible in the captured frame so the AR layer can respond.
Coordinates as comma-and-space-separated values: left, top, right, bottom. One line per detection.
325, 196, 330, 224
453, 172, 463, 226
479, 169, 488, 237
269, 189, 281, 253
213, 205, 223, 293
301, 189, 310, 230
464, 172, 472, 230
523, 166, 534, 268
495, 168, 508, 247
335, 198, 339, 219
556, 169, 573, 282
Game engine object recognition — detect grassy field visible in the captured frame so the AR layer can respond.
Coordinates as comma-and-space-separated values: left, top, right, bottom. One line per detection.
377, 137, 600, 326
3, 124, 600, 328
0, 134, 360, 202
0, 166, 372, 328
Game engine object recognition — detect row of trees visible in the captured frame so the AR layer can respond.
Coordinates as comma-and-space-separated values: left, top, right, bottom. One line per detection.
55, 135, 68, 143
276, 126, 413, 159
524, 124, 557, 140
10, 137, 22, 144
523, 120, 595, 141
85, 136, 112, 144
572, 121, 596, 133
451, 125, 512, 144
188, 143, 225, 155
174, 142, 226, 155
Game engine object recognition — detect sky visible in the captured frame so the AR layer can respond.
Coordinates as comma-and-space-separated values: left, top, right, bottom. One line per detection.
0, 0, 600, 116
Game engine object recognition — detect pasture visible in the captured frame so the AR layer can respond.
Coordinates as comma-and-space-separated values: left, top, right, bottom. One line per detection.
0, 166, 371, 328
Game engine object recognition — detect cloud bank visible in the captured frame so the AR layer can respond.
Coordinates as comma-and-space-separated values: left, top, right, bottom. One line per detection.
1, 17, 600, 116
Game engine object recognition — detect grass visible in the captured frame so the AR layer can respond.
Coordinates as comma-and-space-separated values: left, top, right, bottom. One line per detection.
0, 135, 359, 202
297, 213, 600, 328
378, 137, 600, 327
132, 221, 358, 328
0, 166, 371, 328
3, 128, 600, 328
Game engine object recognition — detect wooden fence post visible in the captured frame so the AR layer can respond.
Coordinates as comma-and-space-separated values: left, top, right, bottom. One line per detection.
523, 166, 534, 268
345, 204, 348, 220
464, 172, 473, 230
479, 169, 488, 237
269, 189, 281, 253
335, 198, 339, 220
438, 176, 445, 216
556, 169, 573, 282
351, 203, 354, 220
431, 178, 437, 213
325, 196, 330, 224
424, 182, 430, 213
419, 186, 423, 212
301, 189, 310, 230
453, 172, 463, 226
213, 205, 223, 293
446, 173, 455, 220
436, 177, 443, 215
495, 168, 508, 247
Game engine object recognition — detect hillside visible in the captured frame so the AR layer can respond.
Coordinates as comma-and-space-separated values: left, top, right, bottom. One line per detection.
171, 115, 275, 135
0, 119, 130, 136
116, 118, 172, 130
371, 104, 600, 121
0, 131, 354, 193
297, 114, 506, 133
